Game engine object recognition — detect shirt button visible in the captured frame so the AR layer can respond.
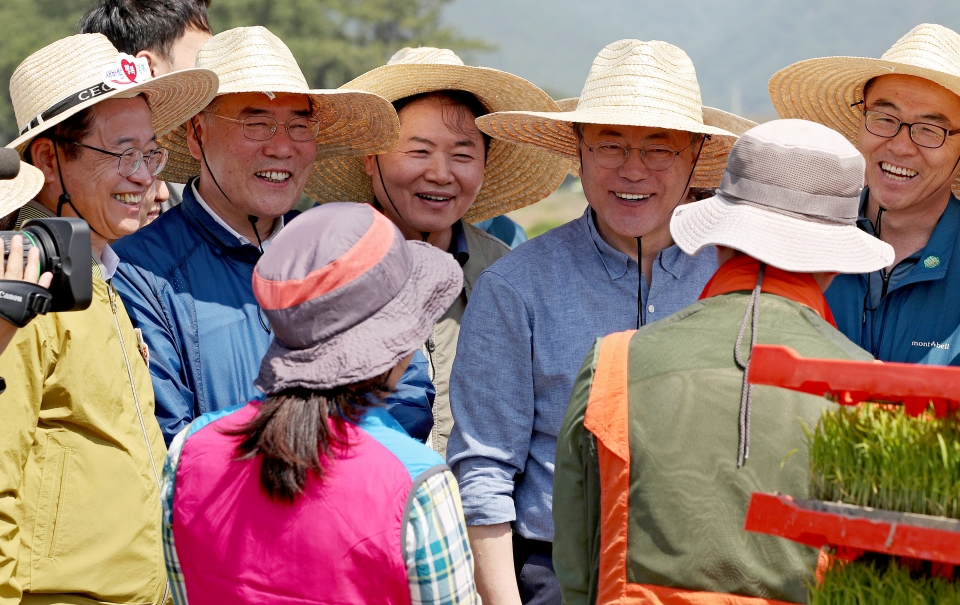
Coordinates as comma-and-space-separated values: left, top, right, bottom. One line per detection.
647, 305, 655, 314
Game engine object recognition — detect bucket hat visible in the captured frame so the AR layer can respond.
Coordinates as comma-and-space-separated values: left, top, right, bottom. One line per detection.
769, 23, 960, 195
0, 160, 43, 218
159, 26, 401, 185
305, 47, 569, 223
670, 119, 894, 273
253, 202, 462, 393
7, 33, 218, 155
475, 39, 740, 189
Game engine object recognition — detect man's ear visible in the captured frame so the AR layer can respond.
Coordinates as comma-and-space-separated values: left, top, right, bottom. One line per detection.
361, 154, 377, 177
136, 49, 167, 78
28, 138, 60, 185
185, 116, 205, 161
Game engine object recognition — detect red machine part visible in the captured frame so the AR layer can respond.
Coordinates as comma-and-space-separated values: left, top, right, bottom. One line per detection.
746, 345, 960, 417
745, 493, 960, 569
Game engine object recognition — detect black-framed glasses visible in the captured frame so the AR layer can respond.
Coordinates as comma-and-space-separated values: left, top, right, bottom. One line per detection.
203, 112, 322, 142
852, 100, 960, 149
583, 138, 698, 170
62, 140, 168, 177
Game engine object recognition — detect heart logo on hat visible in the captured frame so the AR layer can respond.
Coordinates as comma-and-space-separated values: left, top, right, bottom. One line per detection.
120, 59, 138, 83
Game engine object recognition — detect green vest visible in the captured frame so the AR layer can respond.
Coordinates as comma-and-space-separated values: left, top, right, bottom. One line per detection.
553, 292, 873, 605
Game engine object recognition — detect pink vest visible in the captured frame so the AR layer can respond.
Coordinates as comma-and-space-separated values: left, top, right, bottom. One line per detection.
172, 404, 443, 604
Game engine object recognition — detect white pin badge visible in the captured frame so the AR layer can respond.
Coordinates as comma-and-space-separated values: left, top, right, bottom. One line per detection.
102, 53, 151, 89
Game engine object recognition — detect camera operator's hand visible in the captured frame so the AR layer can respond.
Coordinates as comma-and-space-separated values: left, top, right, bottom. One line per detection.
0, 235, 53, 354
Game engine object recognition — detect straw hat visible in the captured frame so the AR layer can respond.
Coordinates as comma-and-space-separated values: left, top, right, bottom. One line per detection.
304, 47, 569, 223
670, 119, 894, 273
0, 162, 43, 218
475, 39, 739, 189
159, 26, 401, 185
769, 23, 960, 195
553, 98, 756, 179
7, 33, 218, 155
253, 203, 461, 393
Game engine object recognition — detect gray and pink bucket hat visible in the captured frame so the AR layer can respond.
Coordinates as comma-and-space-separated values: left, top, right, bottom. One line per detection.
252, 203, 462, 393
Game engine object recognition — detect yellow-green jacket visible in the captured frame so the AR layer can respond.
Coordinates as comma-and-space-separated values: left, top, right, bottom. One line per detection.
0, 272, 168, 605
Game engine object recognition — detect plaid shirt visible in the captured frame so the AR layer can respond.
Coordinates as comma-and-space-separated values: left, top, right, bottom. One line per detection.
161, 423, 479, 605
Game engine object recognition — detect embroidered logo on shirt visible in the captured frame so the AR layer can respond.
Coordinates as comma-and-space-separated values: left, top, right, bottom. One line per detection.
924, 256, 941, 269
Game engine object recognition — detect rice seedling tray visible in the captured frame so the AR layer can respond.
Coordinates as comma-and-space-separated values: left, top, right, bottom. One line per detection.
746, 345, 960, 417
745, 492, 960, 565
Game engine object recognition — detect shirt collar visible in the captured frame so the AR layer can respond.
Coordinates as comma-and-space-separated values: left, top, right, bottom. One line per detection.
581, 206, 690, 280
191, 180, 284, 250
450, 219, 470, 267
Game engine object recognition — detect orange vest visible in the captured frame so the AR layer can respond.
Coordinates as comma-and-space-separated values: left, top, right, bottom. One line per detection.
582, 330, 799, 605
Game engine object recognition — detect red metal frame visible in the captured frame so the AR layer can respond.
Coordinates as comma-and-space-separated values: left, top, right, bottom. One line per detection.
746, 345, 960, 416
745, 492, 960, 566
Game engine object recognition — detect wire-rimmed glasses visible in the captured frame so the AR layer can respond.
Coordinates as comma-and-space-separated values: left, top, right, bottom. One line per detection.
63, 140, 168, 177
853, 101, 960, 149
584, 138, 698, 170
203, 112, 323, 142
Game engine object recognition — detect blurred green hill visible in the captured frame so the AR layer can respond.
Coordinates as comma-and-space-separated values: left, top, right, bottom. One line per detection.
442, 0, 960, 121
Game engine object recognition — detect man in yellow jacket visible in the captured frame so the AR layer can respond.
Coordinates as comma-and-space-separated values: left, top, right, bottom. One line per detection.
0, 34, 216, 604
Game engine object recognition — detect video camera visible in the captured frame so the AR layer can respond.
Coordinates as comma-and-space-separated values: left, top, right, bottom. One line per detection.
0, 148, 91, 329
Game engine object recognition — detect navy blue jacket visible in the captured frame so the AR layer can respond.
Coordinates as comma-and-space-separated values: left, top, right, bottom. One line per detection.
826, 192, 960, 365
113, 181, 434, 444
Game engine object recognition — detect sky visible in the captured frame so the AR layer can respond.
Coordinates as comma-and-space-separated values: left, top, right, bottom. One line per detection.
442, 0, 960, 119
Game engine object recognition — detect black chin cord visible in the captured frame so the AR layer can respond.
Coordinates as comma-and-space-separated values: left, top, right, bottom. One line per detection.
636, 235, 644, 329
192, 118, 271, 334
374, 155, 430, 242
53, 141, 108, 241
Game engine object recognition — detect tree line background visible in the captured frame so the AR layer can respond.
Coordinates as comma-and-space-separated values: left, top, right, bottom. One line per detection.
0, 0, 488, 143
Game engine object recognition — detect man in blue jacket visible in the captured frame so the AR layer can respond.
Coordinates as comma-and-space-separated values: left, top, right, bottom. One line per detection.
113, 27, 436, 444
771, 24, 960, 365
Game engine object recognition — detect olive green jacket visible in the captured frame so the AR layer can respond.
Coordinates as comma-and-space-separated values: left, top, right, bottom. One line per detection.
424, 222, 510, 457
0, 275, 168, 605
554, 292, 873, 605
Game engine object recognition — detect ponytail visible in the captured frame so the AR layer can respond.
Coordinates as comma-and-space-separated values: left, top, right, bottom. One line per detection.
226, 372, 390, 503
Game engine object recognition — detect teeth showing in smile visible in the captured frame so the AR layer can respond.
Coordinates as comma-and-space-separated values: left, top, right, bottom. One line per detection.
112, 193, 142, 205
417, 194, 452, 202
881, 162, 918, 181
255, 171, 291, 183
615, 192, 651, 200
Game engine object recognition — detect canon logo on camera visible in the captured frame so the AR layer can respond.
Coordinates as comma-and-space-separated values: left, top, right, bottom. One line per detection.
0, 291, 24, 303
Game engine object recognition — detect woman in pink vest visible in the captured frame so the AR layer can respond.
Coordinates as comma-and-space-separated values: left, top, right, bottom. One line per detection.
159, 202, 480, 604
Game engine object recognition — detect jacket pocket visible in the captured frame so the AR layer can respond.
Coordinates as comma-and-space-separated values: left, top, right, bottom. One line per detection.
31, 433, 71, 560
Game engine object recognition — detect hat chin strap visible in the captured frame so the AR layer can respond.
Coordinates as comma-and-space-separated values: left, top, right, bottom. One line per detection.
53, 141, 108, 242
374, 155, 429, 242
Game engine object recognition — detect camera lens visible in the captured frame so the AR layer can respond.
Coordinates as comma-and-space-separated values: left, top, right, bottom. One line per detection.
1, 228, 51, 277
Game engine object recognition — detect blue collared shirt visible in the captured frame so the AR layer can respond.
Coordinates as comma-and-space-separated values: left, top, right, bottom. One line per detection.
447, 207, 718, 541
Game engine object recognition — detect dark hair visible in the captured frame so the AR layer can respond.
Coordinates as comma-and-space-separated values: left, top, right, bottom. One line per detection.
393, 90, 492, 159
25, 105, 99, 165
226, 372, 391, 504
77, 0, 211, 63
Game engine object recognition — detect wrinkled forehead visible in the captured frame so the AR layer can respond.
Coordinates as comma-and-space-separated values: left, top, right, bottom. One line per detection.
863, 74, 960, 122
89, 95, 156, 143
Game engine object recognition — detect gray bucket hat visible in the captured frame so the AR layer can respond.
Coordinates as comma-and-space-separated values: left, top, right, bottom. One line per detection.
252, 203, 462, 393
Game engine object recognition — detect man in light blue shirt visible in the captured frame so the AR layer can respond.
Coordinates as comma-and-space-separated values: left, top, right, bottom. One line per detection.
448, 40, 746, 605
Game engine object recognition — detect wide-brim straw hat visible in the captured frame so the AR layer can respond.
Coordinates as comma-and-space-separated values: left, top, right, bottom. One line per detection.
475, 39, 740, 190
7, 33, 218, 155
305, 47, 569, 223
253, 203, 462, 393
769, 23, 960, 195
159, 26, 401, 185
553, 98, 755, 179
0, 161, 43, 218
671, 119, 894, 273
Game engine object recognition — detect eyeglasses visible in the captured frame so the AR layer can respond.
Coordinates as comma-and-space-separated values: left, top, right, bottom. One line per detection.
583, 138, 698, 170
854, 101, 960, 149
203, 112, 322, 142
62, 140, 168, 177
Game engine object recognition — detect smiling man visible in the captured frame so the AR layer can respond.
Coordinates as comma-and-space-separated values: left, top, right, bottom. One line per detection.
310, 47, 566, 454
445, 40, 741, 605
111, 27, 406, 444
771, 23, 960, 365
0, 33, 217, 603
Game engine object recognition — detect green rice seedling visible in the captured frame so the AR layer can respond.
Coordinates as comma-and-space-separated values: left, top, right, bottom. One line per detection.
807, 404, 960, 518
809, 557, 960, 605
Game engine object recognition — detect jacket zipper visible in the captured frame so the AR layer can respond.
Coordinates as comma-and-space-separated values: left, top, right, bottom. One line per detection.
108, 283, 170, 604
